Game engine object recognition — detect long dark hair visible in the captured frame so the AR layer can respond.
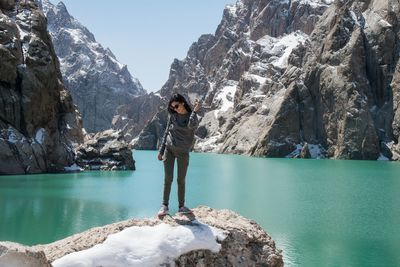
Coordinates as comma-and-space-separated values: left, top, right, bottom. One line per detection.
167, 93, 192, 114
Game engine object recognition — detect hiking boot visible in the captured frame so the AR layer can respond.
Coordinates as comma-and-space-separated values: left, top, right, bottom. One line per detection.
178, 206, 192, 214
157, 204, 169, 217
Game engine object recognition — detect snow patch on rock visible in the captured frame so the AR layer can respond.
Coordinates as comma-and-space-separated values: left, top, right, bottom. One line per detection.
64, 163, 83, 172
377, 154, 390, 161
294, 0, 333, 8
52, 222, 227, 267
196, 132, 223, 153
34, 128, 45, 144
286, 143, 327, 159
256, 31, 308, 68
213, 80, 238, 118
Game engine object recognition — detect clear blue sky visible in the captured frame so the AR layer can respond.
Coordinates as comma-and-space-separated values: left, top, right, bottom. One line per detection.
49, 0, 235, 92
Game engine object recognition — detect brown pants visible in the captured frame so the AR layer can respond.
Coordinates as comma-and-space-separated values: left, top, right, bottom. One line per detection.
162, 147, 189, 208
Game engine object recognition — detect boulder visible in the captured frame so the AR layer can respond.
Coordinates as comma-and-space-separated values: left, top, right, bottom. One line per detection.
76, 129, 135, 170
33, 206, 283, 266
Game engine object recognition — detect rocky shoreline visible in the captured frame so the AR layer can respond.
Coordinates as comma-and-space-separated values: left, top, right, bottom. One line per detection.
0, 206, 283, 266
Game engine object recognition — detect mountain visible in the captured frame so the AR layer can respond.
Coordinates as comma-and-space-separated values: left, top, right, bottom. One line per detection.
112, 0, 331, 149
0, 0, 83, 174
132, 0, 330, 152
119, 0, 400, 160
37, 0, 146, 133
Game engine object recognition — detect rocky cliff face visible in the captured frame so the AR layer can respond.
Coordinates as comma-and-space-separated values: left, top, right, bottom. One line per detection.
0, 0, 83, 174
37, 0, 145, 133
247, 0, 400, 159
132, 0, 400, 160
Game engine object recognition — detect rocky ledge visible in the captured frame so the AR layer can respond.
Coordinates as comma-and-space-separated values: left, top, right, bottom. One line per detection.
0, 206, 283, 266
75, 129, 135, 171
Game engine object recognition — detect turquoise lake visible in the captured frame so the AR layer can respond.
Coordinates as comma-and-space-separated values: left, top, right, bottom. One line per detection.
1, 150, 400, 266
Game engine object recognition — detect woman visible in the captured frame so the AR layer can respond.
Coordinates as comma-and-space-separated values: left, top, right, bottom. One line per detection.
157, 93, 200, 217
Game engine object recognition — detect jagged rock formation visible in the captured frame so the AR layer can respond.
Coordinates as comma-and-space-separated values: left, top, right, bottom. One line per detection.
22, 206, 282, 266
76, 129, 135, 171
37, 0, 145, 133
132, 0, 400, 160
0, 0, 83, 174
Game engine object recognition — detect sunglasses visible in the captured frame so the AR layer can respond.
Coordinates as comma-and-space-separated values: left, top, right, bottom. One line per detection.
170, 103, 180, 110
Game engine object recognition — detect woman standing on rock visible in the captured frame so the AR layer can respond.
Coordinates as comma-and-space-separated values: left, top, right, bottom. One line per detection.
157, 93, 200, 217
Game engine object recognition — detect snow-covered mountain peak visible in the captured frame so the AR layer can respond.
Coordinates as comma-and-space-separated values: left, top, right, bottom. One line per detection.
37, 0, 145, 132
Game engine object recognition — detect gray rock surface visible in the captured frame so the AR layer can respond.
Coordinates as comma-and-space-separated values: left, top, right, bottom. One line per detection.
112, 92, 164, 145
37, 0, 145, 133
0, 242, 51, 267
0, 0, 15, 10
76, 129, 135, 171
0, 0, 83, 174
32, 206, 283, 266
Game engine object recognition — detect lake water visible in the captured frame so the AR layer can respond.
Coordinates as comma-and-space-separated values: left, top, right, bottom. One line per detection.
1, 150, 399, 266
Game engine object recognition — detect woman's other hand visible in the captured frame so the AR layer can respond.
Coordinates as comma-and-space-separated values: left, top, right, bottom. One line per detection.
157, 153, 163, 161
193, 99, 201, 113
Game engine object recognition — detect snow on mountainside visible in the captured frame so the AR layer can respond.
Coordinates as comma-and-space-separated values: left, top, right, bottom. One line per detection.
294, 0, 333, 8
256, 31, 308, 68
37, 0, 145, 133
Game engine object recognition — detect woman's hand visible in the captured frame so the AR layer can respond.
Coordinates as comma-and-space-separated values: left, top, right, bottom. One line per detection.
193, 99, 201, 113
157, 153, 163, 161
